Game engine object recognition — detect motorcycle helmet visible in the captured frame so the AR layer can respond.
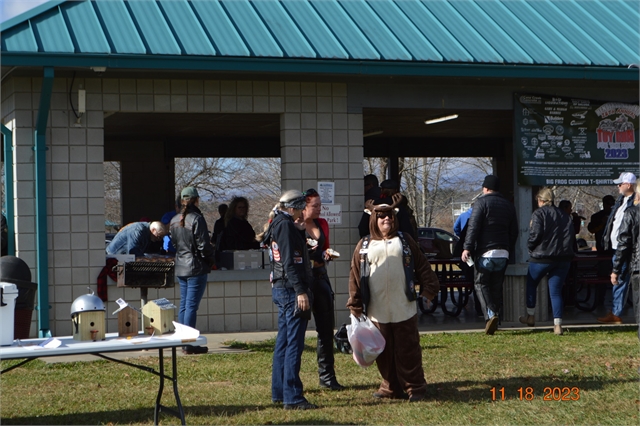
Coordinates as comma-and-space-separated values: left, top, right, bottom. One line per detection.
334, 323, 352, 354
70, 288, 106, 318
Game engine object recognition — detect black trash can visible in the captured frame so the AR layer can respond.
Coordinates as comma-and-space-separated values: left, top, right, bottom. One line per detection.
0, 256, 38, 339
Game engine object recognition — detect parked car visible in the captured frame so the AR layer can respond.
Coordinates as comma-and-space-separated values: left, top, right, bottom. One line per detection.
417, 228, 459, 258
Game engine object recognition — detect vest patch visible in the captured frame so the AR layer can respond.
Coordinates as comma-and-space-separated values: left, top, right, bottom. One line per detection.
271, 241, 281, 262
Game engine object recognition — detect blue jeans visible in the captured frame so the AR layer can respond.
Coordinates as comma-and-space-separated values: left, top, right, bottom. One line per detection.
272, 287, 308, 405
526, 261, 571, 319
177, 273, 208, 328
474, 257, 508, 320
611, 253, 631, 317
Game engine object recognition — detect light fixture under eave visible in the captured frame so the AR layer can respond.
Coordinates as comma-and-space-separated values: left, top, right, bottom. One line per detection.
363, 130, 384, 137
425, 114, 459, 125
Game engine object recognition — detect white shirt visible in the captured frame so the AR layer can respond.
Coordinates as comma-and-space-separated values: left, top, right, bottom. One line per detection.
482, 249, 509, 258
366, 237, 416, 324
611, 195, 632, 250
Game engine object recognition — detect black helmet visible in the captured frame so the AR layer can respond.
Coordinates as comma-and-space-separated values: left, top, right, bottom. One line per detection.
334, 323, 352, 354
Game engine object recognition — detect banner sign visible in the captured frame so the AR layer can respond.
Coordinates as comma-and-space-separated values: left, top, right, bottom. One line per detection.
515, 94, 639, 186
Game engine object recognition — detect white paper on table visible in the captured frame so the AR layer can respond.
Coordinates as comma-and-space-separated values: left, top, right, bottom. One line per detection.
162, 322, 200, 342
22, 337, 62, 350
127, 332, 156, 344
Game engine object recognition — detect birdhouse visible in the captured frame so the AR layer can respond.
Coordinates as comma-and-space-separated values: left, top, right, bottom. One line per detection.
70, 289, 106, 341
142, 298, 176, 335
113, 303, 141, 338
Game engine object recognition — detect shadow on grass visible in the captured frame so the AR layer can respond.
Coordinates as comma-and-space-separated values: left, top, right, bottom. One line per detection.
3, 375, 635, 425
1, 408, 156, 425
2, 404, 357, 425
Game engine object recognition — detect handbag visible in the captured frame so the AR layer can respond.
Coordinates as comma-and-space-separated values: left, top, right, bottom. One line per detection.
346, 314, 385, 368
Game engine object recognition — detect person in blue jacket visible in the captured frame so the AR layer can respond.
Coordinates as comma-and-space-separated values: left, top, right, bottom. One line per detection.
453, 205, 473, 237
160, 196, 181, 254
105, 221, 166, 256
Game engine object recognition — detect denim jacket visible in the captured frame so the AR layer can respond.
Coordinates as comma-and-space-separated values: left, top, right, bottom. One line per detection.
105, 222, 151, 256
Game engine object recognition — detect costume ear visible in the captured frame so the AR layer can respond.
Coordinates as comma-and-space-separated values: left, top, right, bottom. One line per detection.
390, 193, 402, 209
364, 199, 375, 215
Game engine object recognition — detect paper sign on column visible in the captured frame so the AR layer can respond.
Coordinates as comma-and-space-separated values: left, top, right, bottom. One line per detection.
317, 182, 335, 205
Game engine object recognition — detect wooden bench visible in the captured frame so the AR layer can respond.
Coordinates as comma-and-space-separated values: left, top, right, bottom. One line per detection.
417, 258, 474, 317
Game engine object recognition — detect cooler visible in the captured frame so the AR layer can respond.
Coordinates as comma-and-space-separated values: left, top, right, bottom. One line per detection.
0, 283, 19, 346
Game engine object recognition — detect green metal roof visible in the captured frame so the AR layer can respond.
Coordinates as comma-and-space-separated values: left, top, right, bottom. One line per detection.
1, 0, 639, 80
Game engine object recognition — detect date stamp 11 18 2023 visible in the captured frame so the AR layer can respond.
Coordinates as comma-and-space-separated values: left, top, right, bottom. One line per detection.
490, 386, 581, 401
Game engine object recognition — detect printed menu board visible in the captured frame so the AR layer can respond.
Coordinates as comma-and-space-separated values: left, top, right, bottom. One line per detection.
515, 94, 639, 186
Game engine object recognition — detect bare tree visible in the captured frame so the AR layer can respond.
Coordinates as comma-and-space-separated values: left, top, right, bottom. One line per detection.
104, 161, 121, 230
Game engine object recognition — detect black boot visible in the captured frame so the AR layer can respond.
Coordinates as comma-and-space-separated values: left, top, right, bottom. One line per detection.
316, 311, 344, 390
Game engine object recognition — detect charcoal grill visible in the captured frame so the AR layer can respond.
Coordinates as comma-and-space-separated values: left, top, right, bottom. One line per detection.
116, 259, 175, 288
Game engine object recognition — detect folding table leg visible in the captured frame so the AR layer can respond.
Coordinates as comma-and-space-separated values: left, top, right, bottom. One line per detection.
154, 347, 186, 425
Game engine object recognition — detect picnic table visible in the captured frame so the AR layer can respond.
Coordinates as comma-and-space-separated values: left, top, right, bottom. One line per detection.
566, 253, 612, 312
417, 258, 474, 317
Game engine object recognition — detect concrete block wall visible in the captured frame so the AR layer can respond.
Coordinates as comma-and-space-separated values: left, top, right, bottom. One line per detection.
2, 76, 364, 335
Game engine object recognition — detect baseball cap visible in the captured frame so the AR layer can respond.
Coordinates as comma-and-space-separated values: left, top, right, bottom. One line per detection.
181, 186, 199, 199
612, 172, 637, 184
280, 190, 306, 210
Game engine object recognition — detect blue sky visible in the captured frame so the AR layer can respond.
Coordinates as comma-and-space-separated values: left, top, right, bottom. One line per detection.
0, 0, 48, 23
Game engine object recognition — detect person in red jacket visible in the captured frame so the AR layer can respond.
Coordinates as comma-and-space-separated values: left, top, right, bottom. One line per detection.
301, 188, 344, 391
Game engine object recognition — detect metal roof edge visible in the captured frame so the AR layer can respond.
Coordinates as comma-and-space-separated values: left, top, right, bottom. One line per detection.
2, 53, 638, 81
0, 0, 68, 32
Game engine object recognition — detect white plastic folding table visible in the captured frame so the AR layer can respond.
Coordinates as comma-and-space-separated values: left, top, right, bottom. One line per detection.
0, 333, 208, 425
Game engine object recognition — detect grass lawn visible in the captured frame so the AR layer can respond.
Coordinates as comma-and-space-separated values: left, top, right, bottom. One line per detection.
1, 327, 638, 425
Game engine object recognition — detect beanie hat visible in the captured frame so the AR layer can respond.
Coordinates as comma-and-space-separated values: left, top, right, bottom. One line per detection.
482, 175, 500, 191
380, 179, 399, 190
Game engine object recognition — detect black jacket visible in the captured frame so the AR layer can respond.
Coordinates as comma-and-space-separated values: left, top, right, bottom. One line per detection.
603, 192, 635, 252
528, 205, 575, 262
612, 204, 639, 274
220, 217, 259, 250
170, 207, 216, 277
587, 208, 611, 252
463, 191, 518, 258
263, 211, 311, 296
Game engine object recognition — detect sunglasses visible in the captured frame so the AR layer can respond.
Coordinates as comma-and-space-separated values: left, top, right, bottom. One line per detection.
376, 212, 393, 219
304, 188, 319, 197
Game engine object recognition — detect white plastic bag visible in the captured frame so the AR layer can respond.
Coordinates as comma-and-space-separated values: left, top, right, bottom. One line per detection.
346, 314, 386, 368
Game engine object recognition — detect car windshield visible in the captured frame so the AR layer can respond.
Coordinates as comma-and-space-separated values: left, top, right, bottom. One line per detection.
435, 231, 455, 241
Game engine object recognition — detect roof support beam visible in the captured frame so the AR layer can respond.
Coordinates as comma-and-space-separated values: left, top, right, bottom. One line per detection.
1, 124, 15, 255
35, 66, 53, 338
